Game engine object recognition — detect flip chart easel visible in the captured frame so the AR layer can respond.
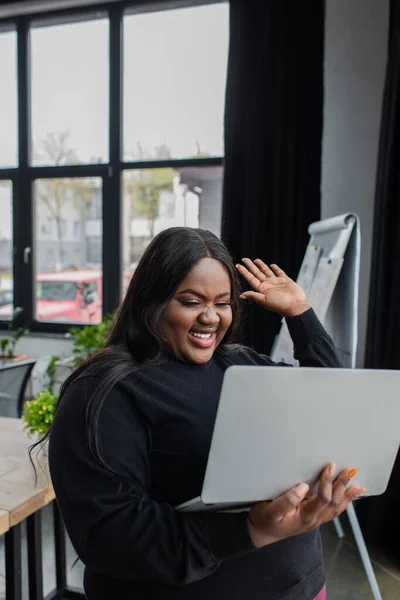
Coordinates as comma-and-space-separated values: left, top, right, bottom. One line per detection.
271, 213, 360, 368
272, 213, 383, 600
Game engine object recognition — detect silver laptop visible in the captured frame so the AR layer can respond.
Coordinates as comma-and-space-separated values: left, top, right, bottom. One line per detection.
176, 367, 400, 512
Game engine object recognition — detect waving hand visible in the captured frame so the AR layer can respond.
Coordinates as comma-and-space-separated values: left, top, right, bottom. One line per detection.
236, 258, 310, 318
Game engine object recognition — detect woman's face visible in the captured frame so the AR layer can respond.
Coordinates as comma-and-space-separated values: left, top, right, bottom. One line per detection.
159, 257, 233, 364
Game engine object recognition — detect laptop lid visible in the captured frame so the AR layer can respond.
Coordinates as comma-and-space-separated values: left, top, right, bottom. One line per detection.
201, 367, 400, 505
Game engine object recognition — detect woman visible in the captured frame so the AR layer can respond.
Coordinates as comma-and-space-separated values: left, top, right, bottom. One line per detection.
49, 227, 363, 600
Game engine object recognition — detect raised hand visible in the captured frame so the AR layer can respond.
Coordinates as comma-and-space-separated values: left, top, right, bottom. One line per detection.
236, 258, 310, 318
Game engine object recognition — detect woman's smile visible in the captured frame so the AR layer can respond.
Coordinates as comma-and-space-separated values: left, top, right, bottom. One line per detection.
159, 257, 233, 364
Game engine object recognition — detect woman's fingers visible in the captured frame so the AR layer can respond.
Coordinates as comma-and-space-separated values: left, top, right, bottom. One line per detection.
302, 465, 363, 527
264, 482, 309, 521
236, 259, 287, 285
254, 259, 274, 277
236, 258, 280, 292
317, 462, 335, 506
331, 468, 356, 506
236, 263, 262, 290
329, 468, 365, 517
301, 463, 335, 524
239, 291, 268, 305
270, 264, 286, 277
248, 467, 365, 548
240, 258, 268, 283
325, 486, 365, 522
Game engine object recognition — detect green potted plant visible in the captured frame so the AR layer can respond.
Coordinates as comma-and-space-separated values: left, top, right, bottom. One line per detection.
68, 312, 114, 366
21, 313, 114, 430
22, 389, 57, 438
51, 312, 115, 395
22, 355, 59, 438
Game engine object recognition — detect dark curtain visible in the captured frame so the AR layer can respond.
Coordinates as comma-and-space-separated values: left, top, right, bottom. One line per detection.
356, 0, 400, 563
221, 0, 325, 354
364, 1, 400, 370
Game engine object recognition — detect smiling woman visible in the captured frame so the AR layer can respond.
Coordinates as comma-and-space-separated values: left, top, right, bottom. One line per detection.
45, 226, 360, 600
160, 257, 233, 363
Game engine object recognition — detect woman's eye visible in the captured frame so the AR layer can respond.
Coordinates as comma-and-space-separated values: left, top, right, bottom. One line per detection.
179, 300, 231, 307
180, 300, 200, 306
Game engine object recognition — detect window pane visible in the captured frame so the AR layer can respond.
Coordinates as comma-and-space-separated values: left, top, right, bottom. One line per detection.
34, 177, 102, 324
31, 18, 109, 166
123, 4, 229, 161
0, 182, 13, 320
179, 165, 223, 235
122, 166, 223, 294
0, 31, 17, 167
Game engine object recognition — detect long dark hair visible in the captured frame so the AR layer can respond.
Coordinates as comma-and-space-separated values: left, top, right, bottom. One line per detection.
34, 228, 242, 470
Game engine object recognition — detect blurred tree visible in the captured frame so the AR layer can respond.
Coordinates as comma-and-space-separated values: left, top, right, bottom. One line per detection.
36, 131, 95, 271
193, 141, 211, 158
124, 144, 176, 238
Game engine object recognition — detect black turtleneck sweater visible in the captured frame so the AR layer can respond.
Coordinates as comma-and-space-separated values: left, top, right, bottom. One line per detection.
49, 309, 342, 600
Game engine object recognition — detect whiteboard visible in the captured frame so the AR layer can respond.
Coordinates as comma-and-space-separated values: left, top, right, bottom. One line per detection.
271, 213, 360, 368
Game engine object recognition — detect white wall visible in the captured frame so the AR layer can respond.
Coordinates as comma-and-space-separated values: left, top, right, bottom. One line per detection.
322, 0, 390, 365
13, 334, 74, 359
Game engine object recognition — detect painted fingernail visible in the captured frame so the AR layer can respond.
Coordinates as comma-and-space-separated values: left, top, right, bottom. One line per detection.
348, 468, 358, 479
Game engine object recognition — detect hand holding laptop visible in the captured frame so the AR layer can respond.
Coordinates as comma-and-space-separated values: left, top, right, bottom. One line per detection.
247, 463, 365, 548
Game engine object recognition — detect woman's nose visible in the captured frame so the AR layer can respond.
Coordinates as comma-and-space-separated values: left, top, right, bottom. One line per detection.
198, 306, 219, 325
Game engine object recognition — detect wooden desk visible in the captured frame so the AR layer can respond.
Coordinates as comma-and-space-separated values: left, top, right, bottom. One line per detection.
0, 417, 53, 522
0, 508, 8, 536
0, 417, 82, 600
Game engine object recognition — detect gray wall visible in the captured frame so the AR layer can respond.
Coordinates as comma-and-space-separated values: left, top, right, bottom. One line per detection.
322, 0, 390, 365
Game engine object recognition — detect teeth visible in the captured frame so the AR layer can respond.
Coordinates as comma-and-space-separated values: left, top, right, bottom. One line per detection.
190, 332, 213, 339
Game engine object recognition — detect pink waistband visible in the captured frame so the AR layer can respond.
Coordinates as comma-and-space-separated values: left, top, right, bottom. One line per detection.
314, 584, 326, 600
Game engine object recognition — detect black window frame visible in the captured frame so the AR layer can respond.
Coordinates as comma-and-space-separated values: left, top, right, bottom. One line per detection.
0, 0, 225, 335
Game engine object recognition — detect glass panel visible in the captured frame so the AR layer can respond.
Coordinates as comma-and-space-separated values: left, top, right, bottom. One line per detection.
123, 3, 229, 161
0, 181, 13, 320
122, 166, 223, 295
31, 18, 109, 166
0, 31, 17, 167
34, 177, 102, 324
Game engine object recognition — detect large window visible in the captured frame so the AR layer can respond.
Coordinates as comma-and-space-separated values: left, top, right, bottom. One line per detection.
123, 4, 228, 161
0, 1, 228, 334
0, 30, 17, 167
31, 17, 109, 166
34, 177, 103, 324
